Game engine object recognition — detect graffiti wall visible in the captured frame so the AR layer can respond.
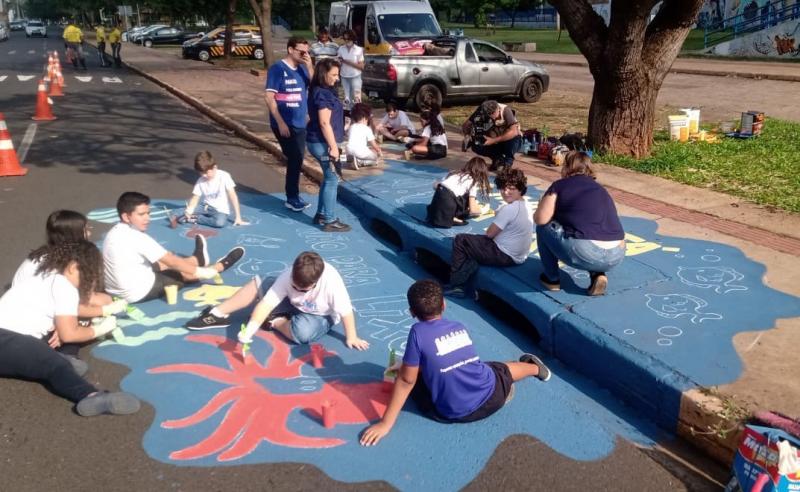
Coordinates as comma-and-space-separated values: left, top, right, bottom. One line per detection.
708, 17, 800, 57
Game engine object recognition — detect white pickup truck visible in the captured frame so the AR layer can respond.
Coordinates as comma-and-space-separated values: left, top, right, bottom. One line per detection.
362, 36, 550, 109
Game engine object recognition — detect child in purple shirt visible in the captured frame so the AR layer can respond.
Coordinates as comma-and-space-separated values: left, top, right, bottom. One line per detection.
360, 279, 551, 446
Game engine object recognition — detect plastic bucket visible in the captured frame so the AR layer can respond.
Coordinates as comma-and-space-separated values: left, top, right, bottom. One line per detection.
681, 108, 700, 134
669, 115, 689, 142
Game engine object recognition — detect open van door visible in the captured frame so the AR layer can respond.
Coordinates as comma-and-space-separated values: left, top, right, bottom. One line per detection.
329, 2, 348, 39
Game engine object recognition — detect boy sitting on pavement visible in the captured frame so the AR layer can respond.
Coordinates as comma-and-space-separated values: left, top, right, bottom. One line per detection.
103, 191, 245, 303
185, 251, 370, 351
444, 168, 533, 298
182, 151, 249, 228
360, 279, 550, 446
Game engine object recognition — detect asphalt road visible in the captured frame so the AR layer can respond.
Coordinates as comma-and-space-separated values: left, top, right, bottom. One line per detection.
0, 32, 727, 491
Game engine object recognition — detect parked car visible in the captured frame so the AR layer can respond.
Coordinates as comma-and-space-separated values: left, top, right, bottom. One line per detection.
362, 36, 549, 109
0, 25, 9, 41
10, 20, 27, 31
139, 26, 201, 47
182, 25, 264, 62
129, 24, 168, 44
25, 20, 47, 38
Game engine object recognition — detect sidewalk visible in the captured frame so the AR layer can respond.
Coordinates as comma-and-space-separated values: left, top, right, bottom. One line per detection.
112, 41, 800, 463
513, 52, 800, 83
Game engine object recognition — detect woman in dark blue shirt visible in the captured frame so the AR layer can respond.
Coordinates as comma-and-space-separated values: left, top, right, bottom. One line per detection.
533, 152, 626, 296
307, 58, 350, 232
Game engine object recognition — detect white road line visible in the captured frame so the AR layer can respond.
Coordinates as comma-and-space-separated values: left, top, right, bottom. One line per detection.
17, 75, 36, 81
75, 76, 92, 82
0, 76, 7, 82
28, 50, 35, 55
102, 76, 122, 84
17, 123, 37, 164
8, 50, 16, 55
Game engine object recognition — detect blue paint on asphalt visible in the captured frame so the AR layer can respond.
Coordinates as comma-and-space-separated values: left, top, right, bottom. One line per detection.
89, 193, 659, 491
337, 160, 800, 427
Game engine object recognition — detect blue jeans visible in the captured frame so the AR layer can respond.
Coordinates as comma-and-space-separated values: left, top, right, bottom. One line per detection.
269, 297, 334, 344
307, 140, 340, 224
195, 204, 229, 228
274, 126, 307, 201
536, 221, 625, 280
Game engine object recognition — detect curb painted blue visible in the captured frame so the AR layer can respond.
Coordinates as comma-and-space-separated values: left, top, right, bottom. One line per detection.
338, 160, 800, 430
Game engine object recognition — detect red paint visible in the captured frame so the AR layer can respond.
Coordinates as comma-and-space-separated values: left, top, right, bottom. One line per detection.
311, 344, 324, 368
322, 400, 336, 429
184, 227, 218, 239
148, 331, 389, 461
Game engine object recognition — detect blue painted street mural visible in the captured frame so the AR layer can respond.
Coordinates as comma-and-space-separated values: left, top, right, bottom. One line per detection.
88, 160, 800, 489
89, 193, 657, 490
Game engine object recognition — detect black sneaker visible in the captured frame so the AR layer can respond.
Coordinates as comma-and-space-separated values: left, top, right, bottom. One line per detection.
185, 309, 231, 330
177, 215, 197, 224
216, 247, 245, 272
312, 213, 325, 226
193, 235, 209, 267
76, 391, 140, 417
520, 353, 552, 382
322, 219, 351, 232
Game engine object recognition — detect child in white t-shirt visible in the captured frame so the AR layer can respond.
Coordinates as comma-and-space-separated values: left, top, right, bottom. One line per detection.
103, 191, 245, 303
377, 102, 415, 142
182, 151, 248, 228
406, 110, 448, 161
444, 168, 533, 298
347, 105, 383, 162
184, 251, 370, 351
0, 240, 141, 417
427, 157, 491, 228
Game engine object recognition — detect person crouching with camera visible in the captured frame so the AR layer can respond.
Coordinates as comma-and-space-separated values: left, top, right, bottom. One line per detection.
461, 100, 522, 172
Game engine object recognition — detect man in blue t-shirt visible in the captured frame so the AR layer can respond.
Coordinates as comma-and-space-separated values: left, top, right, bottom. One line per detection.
265, 37, 315, 212
360, 279, 552, 446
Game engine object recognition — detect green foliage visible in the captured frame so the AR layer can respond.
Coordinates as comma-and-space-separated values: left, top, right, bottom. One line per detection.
601, 118, 800, 213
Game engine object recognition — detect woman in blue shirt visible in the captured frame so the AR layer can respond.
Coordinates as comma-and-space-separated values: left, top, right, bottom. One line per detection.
533, 151, 626, 296
306, 58, 350, 232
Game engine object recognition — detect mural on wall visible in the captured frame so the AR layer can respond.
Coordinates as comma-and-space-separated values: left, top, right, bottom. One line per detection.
709, 18, 800, 57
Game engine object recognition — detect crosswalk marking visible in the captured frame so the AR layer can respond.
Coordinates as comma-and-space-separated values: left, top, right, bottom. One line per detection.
27, 50, 35, 55
75, 76, 93, 82
17, 75, 36, 81
7, 51, 16, 55
102, 76, 122, 84
0, 76, 6, 82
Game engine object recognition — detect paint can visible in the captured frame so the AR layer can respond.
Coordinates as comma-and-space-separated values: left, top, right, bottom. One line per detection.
668, 115, 689, 142
681, 108, 700, 134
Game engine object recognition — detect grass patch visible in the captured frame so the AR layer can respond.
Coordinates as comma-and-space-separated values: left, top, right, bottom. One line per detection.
600, 118, 800, 213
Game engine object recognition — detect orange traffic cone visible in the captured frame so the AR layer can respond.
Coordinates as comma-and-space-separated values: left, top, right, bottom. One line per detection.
0, 114, 28, 177
49, 70, 64, 97
32, 80, 56, 121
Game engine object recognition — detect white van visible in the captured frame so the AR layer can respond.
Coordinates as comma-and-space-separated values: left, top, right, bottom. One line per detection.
329, 0, 442, 55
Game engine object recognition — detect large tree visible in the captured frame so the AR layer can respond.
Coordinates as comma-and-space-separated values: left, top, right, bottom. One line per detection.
548, 0, 704, 157
246, 0, 272, 67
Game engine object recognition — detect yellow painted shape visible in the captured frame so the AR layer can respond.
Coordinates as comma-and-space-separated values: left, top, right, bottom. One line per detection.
472, 209, 496, 222
183, 284, 241, 307
624, 232, 662, 256
662, 247, 681, 253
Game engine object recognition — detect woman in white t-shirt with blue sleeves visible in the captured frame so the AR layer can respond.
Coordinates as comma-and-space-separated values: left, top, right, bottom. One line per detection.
0, 241, 140, 416
406, 110, 448, 160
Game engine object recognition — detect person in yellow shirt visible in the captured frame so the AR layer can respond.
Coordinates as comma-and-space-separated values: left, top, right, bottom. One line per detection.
63, 22, 87, 70
95, 25, 108, 67
108, 25, 122, 68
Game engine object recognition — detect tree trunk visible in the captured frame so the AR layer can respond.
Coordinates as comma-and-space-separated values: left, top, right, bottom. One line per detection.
223, 0, 237, 60
549, 0, 705, 158
310, 0, 317, 37
261, 0, 273, 66
246, 0, 270, 68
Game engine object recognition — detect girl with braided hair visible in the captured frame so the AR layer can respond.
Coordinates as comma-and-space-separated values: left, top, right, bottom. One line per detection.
0, 240, 140, 416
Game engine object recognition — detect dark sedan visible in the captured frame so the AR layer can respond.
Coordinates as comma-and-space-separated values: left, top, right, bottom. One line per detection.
139, 27, 201, 47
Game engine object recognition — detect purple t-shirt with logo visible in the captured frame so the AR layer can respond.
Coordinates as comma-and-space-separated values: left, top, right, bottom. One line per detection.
403, 318, 495, 419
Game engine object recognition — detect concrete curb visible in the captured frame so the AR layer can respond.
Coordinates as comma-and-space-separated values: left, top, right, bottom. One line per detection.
121, 56, 749, 467
533, 58, 800, 83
